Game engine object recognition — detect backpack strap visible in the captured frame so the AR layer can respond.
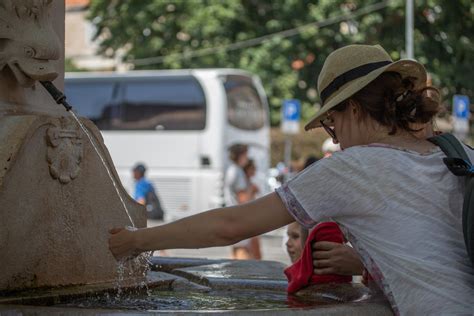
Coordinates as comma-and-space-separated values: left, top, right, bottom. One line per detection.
428, 133, 474, 267
428, 133, 470, 161
429, 133, 474, 177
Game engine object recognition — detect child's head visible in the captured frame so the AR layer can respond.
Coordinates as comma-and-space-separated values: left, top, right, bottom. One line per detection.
243, 159, 256, 178
285, 222, 308, 263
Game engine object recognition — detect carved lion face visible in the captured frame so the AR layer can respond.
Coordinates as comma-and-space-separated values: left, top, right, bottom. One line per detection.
0, 0, 60, 87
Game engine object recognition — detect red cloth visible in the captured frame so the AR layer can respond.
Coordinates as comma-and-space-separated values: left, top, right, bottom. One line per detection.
284, 222, 352, 294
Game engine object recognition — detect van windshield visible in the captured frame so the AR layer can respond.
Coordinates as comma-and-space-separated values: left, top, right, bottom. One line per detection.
65, 76, 206, 130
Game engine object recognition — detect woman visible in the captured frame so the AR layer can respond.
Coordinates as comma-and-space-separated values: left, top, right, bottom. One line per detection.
109, 44, 474, 315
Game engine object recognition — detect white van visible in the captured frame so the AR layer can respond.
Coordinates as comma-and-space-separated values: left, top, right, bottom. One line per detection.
65, 69, 271, 221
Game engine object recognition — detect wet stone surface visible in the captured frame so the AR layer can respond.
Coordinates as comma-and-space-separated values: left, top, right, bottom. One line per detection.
0, 257, 394, 315
171, 260, 287, 291
149, 256, 230, 273
172, 260, 287, 280
0, 271, 177, 306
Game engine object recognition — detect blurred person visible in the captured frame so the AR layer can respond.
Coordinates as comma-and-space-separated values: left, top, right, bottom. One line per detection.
223, 144, 256, 260
132, 163, 164, 220
223, 144, 249, 207
242, 159, 262, 260
243, 159, 260, 199
110, 44, 474, 314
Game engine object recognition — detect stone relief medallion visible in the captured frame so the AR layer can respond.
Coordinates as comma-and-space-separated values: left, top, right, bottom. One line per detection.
46, 117, 83, 184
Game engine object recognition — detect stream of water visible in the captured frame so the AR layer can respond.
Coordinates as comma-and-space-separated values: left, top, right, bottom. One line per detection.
69, 110, 152, 296
69, 111, 136, 228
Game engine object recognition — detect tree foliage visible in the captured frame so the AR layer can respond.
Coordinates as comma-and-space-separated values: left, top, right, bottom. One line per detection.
89, 0, 474, 125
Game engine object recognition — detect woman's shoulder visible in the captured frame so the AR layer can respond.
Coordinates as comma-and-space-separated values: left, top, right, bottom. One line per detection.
325, 145, 384, 163
318, 144, 441, 172
334, 143, 442, 158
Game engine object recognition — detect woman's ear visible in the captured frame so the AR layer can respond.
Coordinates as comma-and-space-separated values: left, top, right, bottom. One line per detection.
348, 99, 360, 118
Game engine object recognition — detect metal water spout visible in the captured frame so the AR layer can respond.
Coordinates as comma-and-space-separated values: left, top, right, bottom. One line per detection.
40, 81, 72, 111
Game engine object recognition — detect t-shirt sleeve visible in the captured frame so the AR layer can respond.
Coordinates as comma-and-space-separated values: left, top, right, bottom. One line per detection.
276, 149, 374, 229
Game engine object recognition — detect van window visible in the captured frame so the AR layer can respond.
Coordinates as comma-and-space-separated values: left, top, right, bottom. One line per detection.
224, 76, 265, 130
65, 77, 206, 130
64, 81, 115, 125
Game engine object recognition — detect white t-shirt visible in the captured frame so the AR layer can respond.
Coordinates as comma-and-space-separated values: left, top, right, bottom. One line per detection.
224, 163, 247, 206
276, 143, 474, 315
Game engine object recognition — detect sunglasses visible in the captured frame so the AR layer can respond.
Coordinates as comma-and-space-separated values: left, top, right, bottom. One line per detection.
320, 111, 337, 140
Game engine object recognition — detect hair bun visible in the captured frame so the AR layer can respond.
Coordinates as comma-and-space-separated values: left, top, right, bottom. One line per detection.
348, 72, 440, 135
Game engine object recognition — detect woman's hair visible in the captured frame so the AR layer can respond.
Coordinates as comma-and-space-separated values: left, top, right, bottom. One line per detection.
228, 144, 248, 162
243, 159, 256, 175
336, 71, 440, 135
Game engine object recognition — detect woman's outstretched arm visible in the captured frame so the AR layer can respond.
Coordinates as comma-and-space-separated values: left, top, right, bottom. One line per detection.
109, 192, 294, 260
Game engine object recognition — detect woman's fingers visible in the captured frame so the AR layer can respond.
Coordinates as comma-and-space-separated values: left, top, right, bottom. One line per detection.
108, 227, 135, 260
312, 242, 365, 276
312, 241, 340, 259
312, 250, 332, 259
313, 267, 336, 275
313, 241, 340, 250
313, 259, 331, 268
109, 227, 124, 234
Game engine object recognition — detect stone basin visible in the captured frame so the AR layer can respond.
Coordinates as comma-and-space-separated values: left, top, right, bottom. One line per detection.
0, 257, 393, 315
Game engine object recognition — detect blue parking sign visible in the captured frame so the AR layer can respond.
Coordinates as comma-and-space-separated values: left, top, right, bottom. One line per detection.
283, 99, 301, 121
453, 95, 470, 119
281, 99, 301, 134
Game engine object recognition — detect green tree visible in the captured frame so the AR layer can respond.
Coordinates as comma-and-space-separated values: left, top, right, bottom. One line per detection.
89, 0, 474, 125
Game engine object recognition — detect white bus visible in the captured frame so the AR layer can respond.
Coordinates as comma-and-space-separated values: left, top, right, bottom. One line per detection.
65, 69, 271, 221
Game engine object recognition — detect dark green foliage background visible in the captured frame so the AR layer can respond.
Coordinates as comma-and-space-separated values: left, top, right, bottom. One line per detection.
87, 0, 473, 126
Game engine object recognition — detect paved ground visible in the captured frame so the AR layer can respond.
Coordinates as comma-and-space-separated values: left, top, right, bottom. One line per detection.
147, 219, 291, 266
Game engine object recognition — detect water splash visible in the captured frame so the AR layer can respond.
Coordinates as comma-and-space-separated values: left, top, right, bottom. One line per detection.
69, 111, 136, 227
113, 227, 153, 297
69, 111, 153, 295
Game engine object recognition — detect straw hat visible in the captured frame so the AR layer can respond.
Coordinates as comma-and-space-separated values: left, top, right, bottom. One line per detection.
305, 44, 427, 130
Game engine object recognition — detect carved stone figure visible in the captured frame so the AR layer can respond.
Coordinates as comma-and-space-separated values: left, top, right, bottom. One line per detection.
0, 0, 60, 87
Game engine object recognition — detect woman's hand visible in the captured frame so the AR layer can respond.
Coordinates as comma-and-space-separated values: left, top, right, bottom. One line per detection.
312, 241, 364, 276
108, 227, 140, 260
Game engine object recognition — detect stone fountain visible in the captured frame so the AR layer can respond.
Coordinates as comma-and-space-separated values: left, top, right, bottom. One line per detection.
0, 0, 146, 292
0, 2, 393, 314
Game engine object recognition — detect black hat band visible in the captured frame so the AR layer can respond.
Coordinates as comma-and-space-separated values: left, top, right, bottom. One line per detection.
320, 60, 392, 104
